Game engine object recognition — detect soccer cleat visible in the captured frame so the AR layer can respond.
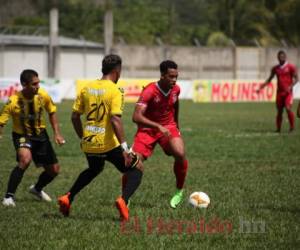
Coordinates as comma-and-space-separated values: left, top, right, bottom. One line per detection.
170, 189, 184, 209
2, 197, 16, 207
58, 193, 71, 217
29, 185, 52, 202
115, 196, 129, 221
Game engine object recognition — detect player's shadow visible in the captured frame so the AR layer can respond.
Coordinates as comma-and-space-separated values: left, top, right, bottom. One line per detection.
250, 204, 300, 214
41, 212, 118, 222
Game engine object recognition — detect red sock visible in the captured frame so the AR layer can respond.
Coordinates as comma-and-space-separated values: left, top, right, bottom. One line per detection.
173, 159, 188, 189
287, 110, 295, 130
276, 114, 282, 131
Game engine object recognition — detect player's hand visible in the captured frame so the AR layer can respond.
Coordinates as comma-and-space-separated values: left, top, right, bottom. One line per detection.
54, 133, 66, 146
158, 125, 171, 137
123, 151, 139, 168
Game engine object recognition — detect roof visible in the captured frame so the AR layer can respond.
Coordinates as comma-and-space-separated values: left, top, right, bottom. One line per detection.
0, 34, 104, 49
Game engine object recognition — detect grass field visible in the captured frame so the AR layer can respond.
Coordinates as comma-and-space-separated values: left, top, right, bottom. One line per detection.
0, 100, 299, 249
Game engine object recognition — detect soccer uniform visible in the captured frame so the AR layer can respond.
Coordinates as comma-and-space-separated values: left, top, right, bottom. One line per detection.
73, 79, 124, 154
0, 88, 58, 165
132, 82, 181, 159
272, 62, 296, 109
73, 79, 132, 172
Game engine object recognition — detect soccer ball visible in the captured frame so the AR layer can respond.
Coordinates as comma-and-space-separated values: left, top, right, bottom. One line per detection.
189, 191, 210, 208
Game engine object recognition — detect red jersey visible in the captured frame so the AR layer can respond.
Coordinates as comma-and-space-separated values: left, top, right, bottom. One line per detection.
272, 62, 296, 93
136, 82, 180, 127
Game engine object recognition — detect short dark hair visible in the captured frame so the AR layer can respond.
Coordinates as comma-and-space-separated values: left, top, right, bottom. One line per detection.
102, 54, 122, 75
277, 50, 286, 57
20, 69, 38, 85
160, 60, 178, 75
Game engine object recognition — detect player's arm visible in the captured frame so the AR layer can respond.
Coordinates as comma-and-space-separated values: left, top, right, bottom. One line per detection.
257, 70, 275, 93
132, 104, 170, 137
291, 67, 299, 89
71, 111, 83, 139
174, 100, 179, 129
49, 112, 65, 145
0, 99, 12, 139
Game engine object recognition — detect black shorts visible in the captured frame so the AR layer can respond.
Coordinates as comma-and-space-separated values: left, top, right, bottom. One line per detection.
12, 130, 58, 167
85, 146, 129, 173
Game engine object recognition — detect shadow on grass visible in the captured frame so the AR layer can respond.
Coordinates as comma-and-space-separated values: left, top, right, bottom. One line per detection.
41, 212, 118, 222
250, 204, 300, 214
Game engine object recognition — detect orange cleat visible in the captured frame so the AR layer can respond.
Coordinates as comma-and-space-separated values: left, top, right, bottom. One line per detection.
58, 192, 71, 217
115, 196, 129, 221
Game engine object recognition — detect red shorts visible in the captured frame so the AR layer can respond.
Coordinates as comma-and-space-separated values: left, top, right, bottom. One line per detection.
132, 126, 181, 159
276, 92, 293, 109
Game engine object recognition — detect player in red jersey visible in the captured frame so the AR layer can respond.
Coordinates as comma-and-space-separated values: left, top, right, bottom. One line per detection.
257, 50, 299, 132
123, 60, 188, 208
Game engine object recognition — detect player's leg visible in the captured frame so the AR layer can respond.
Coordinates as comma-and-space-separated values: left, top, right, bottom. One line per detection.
108, 147, 143, 221
167, 137, 188, 208
121, 131, 155, 197
159, 128, 188, 208
297, 100, 300, 118
284, 93, 295, 132
2, 135, 32, 207
275, 94, 284, 132
58, 154, 104, 216
29, 138, 59, 202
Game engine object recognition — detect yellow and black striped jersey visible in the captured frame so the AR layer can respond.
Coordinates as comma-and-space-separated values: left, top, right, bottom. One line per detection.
0, 88, 56, 136
73, 79, 124, 153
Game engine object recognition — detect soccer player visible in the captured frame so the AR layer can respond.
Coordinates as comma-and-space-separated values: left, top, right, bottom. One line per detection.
257, 50, 299, 132
125, 60, 188, 208
0, 69, 65, 207
58, 54, 143, 221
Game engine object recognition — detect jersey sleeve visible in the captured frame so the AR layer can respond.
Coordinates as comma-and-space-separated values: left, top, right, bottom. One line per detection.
41, 90, 57, 114
110, 87, 124, 115
136, 85, 153, 107
0, 98, 12, 126
72, 88, 85, 114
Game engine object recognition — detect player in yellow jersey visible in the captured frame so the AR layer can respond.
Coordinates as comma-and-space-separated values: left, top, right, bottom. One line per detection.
58, 54, 143, 221
0, 69, 65, 207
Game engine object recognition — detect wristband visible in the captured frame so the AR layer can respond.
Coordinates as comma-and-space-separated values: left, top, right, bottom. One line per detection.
121, 142, 130, 153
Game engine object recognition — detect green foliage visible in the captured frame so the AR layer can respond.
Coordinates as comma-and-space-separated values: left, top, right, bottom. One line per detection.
3, 0, 300, 46
207, 32, 232, 47
0, 101, 299, 249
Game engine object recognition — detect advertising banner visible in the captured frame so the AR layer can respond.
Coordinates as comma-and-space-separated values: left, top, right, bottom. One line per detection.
193, 80, 277, 102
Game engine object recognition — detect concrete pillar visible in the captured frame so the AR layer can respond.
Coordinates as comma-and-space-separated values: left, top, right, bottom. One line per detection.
48, 8, 59, 78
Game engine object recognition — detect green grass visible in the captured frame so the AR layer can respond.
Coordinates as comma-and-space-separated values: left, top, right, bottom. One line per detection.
0, 100, 299, 249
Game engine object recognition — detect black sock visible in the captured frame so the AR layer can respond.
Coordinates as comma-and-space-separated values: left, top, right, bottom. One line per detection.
34, 171, 55, 192
122, 168, 143, 204
69, 167, 101, 202
5, 166, 25, 198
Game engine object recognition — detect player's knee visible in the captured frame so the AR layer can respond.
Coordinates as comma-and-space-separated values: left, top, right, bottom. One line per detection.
173, 150, 185, 161
18, 156, 32, 169
136, 161, 144, 172
89, 164, 103, 175
46, 163, 60, 177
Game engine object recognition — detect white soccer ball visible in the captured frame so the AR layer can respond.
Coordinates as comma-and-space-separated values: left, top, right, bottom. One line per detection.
189, 191, 210, 208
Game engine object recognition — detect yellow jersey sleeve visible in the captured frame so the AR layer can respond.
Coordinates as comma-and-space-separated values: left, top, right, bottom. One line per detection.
73, 88, 85, 114
110, 87, 124, 116
39, 88, 57, 114
0, 98, 12, 126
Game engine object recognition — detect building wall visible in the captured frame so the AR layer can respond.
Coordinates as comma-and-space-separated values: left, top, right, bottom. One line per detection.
0, 44, 299, 80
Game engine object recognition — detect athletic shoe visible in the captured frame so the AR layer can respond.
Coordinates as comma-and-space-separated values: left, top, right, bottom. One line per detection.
2, 197, 16, 207
170, 189, 184, 208
29, 185, 52, 202
58, 192, 71, 217
115, 196, 129, 221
